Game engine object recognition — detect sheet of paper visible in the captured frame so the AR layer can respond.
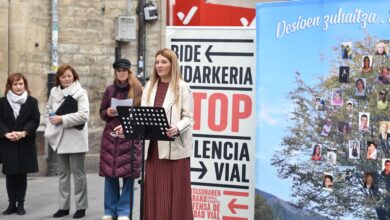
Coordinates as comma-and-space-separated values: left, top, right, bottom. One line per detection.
111, 98, 133, 116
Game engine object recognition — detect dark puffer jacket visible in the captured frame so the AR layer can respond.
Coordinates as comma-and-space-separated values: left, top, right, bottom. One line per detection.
99, 83, 142, 178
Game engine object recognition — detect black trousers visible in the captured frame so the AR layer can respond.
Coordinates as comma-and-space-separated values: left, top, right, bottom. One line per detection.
5, 174, 27, 203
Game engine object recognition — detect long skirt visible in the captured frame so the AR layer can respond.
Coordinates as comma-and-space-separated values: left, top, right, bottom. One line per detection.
144, 141, 194, 220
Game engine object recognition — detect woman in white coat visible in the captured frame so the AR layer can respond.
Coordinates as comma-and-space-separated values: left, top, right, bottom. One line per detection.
44, 64, 89, 219
141, 48, 194, 220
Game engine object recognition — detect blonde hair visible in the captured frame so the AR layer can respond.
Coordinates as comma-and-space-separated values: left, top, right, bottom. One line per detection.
114, 68, 143, 107
146, 48, 182, 105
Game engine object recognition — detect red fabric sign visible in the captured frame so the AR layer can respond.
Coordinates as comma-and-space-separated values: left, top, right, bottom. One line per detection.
168, 1, 255, 26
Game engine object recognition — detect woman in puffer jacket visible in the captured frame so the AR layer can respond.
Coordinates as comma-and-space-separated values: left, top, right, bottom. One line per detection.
99, 59, 143, 220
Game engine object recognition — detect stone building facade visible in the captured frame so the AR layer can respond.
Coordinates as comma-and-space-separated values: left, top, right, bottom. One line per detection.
0, 0, 267, 175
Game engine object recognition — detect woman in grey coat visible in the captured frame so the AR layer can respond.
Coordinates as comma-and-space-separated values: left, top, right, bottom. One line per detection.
44, 64, 89, 219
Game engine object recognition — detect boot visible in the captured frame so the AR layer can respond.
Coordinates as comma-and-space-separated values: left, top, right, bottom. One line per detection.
2, 201, 16, 215
73, 209, 86, 219
16, 201, 25, 215
53, 209, 69, 218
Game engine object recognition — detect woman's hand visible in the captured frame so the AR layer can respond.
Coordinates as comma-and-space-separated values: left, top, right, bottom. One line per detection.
166, 125, 179, 138
4, 131, 26, 141
113, 125, 123, 135
13, 131, 27, 140
106, 107, 117, 117
366, 150, 372, 159
49, 115, 63, 125
5, 132, 17, 141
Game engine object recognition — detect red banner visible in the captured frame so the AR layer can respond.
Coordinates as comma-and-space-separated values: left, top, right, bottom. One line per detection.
168, 0, 255, 26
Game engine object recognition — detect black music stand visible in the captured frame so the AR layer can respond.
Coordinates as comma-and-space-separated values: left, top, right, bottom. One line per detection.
116, 106, 174, 220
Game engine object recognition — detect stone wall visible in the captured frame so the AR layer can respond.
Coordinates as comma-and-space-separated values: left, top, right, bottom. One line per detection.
0, 0, 166, 175
0, 0, 275, 125
0, 0, 9, 90
0, 0, 277, 175
57, 0, 141, 127
0, 0, 151, 124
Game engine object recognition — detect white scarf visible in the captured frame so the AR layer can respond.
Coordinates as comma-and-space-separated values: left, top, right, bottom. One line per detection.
61, 81, 81, 96
6, 90, 28, 119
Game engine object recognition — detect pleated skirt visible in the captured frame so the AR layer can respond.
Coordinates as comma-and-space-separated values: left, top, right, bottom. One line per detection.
144, 141, 194, 220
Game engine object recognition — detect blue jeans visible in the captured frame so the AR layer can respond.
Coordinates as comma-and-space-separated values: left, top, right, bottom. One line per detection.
104, 177, 134, 217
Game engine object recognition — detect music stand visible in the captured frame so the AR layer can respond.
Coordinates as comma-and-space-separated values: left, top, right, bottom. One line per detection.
116, 106, 174, 220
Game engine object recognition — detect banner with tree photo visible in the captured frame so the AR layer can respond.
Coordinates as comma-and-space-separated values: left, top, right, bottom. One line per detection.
256, 0, 390, 219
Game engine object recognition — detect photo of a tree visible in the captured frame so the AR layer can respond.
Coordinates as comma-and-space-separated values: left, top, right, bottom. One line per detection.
272, 35, 390, 220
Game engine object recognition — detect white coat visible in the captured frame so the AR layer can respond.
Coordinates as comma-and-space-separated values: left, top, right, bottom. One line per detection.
142, 79, 194, 160
44, 81, 89, 154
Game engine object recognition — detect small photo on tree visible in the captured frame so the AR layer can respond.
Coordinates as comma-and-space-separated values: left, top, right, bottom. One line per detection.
338, 121, 351, 133
346, 100, 353, 115
366, 141, 377, 160
339, 66, 349, 83
331, 89, 343, 106
378, 67, 390, 84
314, 97, 325, 111
361, 55, 373, 73
377, 91, 388, 110
320, 119, 332, 136
382, 159, 390, 176
311, 144, 322, 161
338, 166, 356, 182
358, 112, 370, 132
326, 151, 337, 165
341, 41, 352, 59
375, 40, 389, 56
379, 121, 390, 140
355, 78, 366, 97
363, 172, 375, 190
323, 172, 334, 191
348, 140, 360, 159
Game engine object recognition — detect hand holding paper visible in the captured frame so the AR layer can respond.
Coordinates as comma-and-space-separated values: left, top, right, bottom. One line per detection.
110, 98, 133, 116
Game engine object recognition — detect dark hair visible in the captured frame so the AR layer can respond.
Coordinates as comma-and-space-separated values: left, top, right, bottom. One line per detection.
361, 114, 368, 119
363, 56, 370, 68
323, 175, 333, 187
324, 175, 333, 181
4, 73, 30, 95
367, 141, 376, 148
363, 172, 374, 188
364, 172, 373, 179
385, 160, 390, 164
351, 142, 358, 157
55, 64, 80, 86
334, 90, 342, 96
355, 78, 365, 89
381, 67, 390, 73
312, 144, 321, 156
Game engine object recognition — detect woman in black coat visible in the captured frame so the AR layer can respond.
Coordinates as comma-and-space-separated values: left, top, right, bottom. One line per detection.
0, 73, 40, 216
